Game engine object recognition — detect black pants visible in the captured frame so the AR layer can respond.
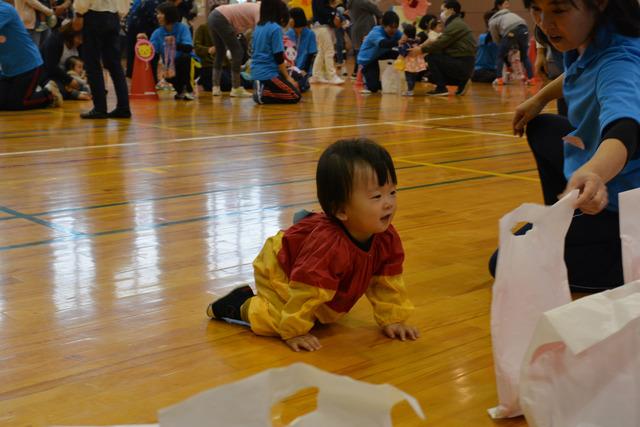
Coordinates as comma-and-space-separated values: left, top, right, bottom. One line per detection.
82, 11, 130, 113
0, 66, 52, 110
405, 71, 421, 91
489, 114, 624, 291
472, 68, 497, 83
361, 51, 398, 93
166, 55, 192, 95
427, 54, 475, 90
253, 76, 301, 104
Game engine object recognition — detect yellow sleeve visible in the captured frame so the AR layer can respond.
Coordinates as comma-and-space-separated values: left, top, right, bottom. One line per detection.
278, 281, 335, 341
365, 274, 414, 327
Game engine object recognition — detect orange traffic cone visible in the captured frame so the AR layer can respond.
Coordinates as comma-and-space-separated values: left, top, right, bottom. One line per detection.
130, 41, 158, 99
354, 65, 364, 87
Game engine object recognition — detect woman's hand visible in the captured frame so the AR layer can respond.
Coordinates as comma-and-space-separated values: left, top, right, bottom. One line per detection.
560, 170, 608, 215
208, 46, 216, 55
285, 333, 322, 352
382, 323, 420, 341
66, 79, 81, 91
408, 46, 422, 57
512, 95, 546, 136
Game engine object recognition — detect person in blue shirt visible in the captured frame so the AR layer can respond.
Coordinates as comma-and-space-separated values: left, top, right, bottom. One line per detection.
251, 0, 301, 104
356, 11, 403, 94
490, 0, 640, 292
285, 7, 317, 93
472, 10, 498, 83
139, 2, 195, 100
0, 1, 62, 110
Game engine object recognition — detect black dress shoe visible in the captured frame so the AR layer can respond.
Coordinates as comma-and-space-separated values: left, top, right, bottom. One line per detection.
107, 108, 132, 118
80, 109, 108, 119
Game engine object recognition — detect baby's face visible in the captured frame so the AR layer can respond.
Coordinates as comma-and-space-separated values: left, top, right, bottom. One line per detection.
336, 165, 397, 243
73, 62, 84, 74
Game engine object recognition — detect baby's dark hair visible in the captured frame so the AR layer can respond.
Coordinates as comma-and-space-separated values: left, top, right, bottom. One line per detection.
64, 55, 83, 71
418, 14, 438, 31
403, 23, 417, 39
289, 7, 308, 28
316, 139, 397, 219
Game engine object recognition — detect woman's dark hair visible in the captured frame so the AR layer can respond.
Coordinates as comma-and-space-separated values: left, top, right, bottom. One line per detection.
278, 0, 290, 26
443, 0, 465, 18
403, 23, 417, 39
316, 139, 397, 218
418, 14, 438, 31
523, 0, 639, 37
156, 1, 180, 25
289, 6, 308, 28
64, 55, 82, 71
259, 0, 286, 25
381, 10, 400, 27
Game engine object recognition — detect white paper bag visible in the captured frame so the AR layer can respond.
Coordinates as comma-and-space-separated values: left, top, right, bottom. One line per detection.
520, 280, 640, 427
379, 60, 407, 94
488, 191, 578, 419
620, 188, 640, 283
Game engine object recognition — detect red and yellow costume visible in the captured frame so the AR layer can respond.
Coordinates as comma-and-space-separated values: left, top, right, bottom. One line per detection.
244, 213, 414, 340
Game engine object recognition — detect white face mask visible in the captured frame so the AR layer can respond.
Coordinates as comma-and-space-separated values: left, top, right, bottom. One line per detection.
440, 11, 448, 23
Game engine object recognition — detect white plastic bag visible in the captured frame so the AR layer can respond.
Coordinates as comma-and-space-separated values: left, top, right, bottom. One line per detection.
379, 59, 407, 94
62, 363, 424, 427
520, 280, 640, 427
620, 188, 640, 283
488, 191, 578, 418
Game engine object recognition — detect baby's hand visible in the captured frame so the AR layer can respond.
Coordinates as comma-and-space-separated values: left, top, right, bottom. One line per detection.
285, 333, 322, 352
382, 323, 419, 341
0, 35, 6, 44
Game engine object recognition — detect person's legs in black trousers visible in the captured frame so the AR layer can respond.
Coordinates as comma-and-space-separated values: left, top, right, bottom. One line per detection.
488, 114, 624, 291
361, 61, 381, 92
514, 25, 534, 79
82, 11, 130, 118
0, 66, 54, 110
167, 55, 192, 98
427, 54, 474, 94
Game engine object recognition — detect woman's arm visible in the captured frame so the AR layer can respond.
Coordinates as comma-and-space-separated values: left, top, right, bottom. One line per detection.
512, 74, 564, 136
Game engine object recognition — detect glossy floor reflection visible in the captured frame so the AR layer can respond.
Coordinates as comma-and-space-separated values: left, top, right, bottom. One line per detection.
0, 81, 542, 426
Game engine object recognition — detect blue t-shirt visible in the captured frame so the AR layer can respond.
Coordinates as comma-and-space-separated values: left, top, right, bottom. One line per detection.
475, 32, 497, 71
563, 26, 640, 210
357, 26, 402, 66
150, 22, 193, 61
285, 27, 317, 72
251, 22, 283, 81
0, 2, 43, 78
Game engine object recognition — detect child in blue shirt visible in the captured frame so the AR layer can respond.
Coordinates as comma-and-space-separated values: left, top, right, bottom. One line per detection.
285, 7, 317, 93
490, 0, 640, 291
139, 2, 195, 100
0, 1, 61, 110
356, 11, 403, 94
251, 0, 301, 104
472, 10, 498, 83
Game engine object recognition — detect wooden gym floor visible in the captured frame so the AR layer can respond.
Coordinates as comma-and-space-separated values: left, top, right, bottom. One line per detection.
0, 79, 547, 426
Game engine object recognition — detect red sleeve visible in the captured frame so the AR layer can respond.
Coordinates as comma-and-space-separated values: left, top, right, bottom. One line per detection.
374, 224, 405, 277
288, 228, 350, 291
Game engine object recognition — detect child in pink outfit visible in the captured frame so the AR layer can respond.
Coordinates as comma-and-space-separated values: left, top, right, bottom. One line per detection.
399, 24, 426, 96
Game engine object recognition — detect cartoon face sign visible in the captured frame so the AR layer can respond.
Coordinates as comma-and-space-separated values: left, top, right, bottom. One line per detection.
283, 35, 297, 68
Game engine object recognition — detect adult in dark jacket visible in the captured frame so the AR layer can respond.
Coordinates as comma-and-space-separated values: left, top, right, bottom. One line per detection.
40, 23, 84, 99
411, 0, 476, 96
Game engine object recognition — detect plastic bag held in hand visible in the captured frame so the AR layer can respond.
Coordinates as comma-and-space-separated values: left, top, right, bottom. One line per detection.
488, 190, 578, 418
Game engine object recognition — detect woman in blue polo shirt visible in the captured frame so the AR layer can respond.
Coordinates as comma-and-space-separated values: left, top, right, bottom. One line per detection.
490, 0, 640, 291
356, 11, 403, 94
251, 0, 301, 104
0, 1, 61, 110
